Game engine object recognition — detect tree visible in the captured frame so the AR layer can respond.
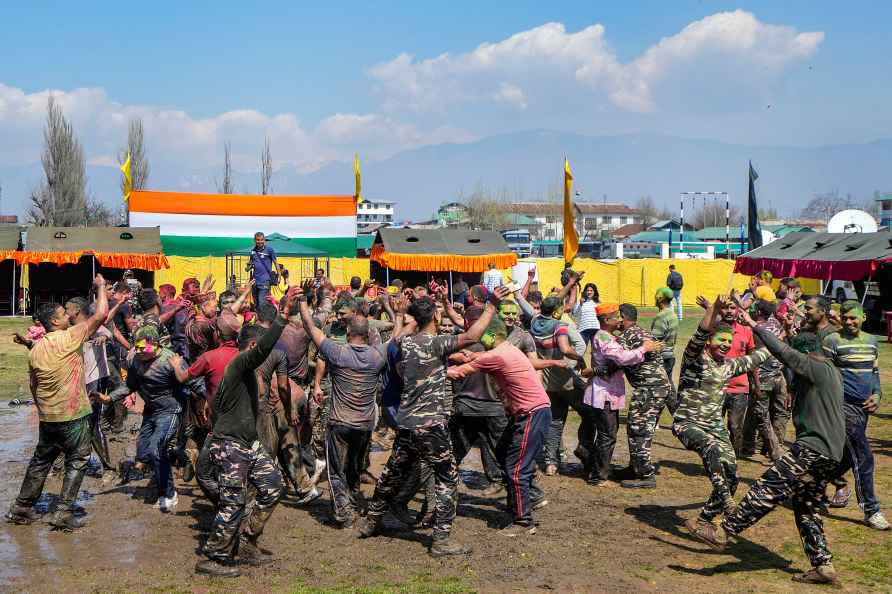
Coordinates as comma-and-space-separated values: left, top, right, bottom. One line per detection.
118, 118, 150, 194
691, 201, 742, 229
260, 136, 272, 195
27, 96, 112, 226
758, 206, 779, 220
635, 195, 660, 227
799, 191, 853, 221
217, 141, 233, 194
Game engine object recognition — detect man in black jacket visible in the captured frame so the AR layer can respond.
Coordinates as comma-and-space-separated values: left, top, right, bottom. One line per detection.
688, 306, 846, 586
666, 265, 684, 320
195, 287, 299, 578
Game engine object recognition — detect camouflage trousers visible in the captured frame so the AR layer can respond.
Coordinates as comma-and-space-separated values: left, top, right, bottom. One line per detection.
673, 422, 737, 521
627, 385, 670, 479
723, 443, 837, 568
203, 437, 283, 562
741, 384, 785, 460
257, 399, 315, 496
368, 424, 458, 541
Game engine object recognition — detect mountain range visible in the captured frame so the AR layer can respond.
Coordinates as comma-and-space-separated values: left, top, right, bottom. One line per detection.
2, 130, 890, 222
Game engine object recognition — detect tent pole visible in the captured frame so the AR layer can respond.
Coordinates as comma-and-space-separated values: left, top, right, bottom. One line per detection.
11, 263, 15, 317
386, 267, 390, 286
92, 254, 96, 279
449, 270, 453, 303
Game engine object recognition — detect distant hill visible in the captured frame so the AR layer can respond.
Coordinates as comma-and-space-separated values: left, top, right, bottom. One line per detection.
2, 130, 890, 222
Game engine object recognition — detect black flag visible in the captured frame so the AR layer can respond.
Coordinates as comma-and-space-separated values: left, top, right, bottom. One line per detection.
747, 161, 762, 251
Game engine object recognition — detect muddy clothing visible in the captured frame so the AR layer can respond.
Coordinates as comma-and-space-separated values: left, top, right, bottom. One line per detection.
276, 321, 314, 384
498, 407, 551, 526
617, 325, 672, 478
506, 326, 536, 355
127, 349, 202, 417
14, 415, 92, 514
325, 424, 372, 523
452, 343, 503, 418
723, 443, 837, 567
319, 339, 387, 431
167, 305, 191, 360
137, 412, 180, 499
189, 341, 239, 412
29, 323, 92, 423
203, 438, 283, 562
368, 424, 458, 541
673, 327, 768, 520
186, 314, 217, 361
135, 312, 172, 350
212, 318, 287, 447
394, 332, 460, 430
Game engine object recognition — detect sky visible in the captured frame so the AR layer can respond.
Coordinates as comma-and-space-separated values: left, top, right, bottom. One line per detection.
1, 2, 890, 206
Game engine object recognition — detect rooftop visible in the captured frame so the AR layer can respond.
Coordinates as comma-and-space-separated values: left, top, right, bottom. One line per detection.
505, 201, 639, 216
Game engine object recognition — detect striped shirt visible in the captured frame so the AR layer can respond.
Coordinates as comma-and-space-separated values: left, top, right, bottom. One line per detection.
822, 331, 882, 403
574, 300, 600, 332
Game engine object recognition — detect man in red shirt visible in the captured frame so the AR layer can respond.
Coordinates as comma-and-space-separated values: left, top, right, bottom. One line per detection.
448, 317, 567, 537
715, 299, 757, 456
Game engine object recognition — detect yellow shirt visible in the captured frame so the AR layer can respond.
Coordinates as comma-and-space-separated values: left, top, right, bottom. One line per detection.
29, 323, 92, 423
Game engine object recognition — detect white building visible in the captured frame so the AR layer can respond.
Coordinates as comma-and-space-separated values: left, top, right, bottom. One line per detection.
504, 202, 642, 241
356, 200, 395, 234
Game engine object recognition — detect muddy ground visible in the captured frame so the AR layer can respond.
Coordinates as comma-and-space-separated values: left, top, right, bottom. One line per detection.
0, 316, 889, 594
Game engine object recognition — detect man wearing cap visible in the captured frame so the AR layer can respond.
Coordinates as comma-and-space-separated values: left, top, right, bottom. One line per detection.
652, 287, 680, 401
585, 303, 661, 486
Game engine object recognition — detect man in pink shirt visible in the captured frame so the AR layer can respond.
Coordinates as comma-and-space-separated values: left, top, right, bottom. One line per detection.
714, 299, 758, 456
585, 304, 662, 486
448, 317, 567, 536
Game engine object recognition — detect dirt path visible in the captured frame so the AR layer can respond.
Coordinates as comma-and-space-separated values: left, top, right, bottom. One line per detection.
1, 402, 889, 594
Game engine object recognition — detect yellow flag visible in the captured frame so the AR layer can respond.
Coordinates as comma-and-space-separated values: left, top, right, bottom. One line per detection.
354, 153, 362, 204
563, 157, 578, 264
120, 152, 132, 203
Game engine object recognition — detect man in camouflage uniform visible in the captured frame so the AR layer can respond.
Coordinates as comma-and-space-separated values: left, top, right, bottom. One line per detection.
689, 307, 847, 586
674, 295, 768, 527
616, 304, 673, 489
357, 288, 507, 557
195, 288, 299, 578
741, 299, 785, 462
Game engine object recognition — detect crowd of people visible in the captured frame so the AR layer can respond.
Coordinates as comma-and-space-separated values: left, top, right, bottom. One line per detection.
4, 231, 888, 586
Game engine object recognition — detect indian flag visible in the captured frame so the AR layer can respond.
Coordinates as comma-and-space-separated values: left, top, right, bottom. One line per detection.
129, 190, 357, 257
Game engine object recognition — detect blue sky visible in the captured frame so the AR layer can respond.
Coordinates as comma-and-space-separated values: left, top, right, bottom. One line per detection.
1, 2, 890, 198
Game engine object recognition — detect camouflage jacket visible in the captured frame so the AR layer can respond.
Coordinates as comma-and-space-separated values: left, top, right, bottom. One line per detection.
674, 326, 769, 429
617, 325, 671, 389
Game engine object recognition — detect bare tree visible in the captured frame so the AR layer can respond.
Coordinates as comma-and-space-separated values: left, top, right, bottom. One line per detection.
260, 136, 272, 195
635, 195, 661, 227
28, 96, 90, 226
217, 141, 233, 194
692, 202, 742, 229
118, 118, 150, 193
800, 191, 853, 221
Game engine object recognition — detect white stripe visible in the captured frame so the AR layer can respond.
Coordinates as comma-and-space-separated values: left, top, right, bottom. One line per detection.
129, 212, 356, 238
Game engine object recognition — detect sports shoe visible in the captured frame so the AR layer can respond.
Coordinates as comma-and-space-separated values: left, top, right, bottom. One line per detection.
621, 477, 657, 489
866, 512, 891, 531
480, 483, 505, 497
195, 559, 241, 578
531, 498, 549, 511
429, 538, 472, 557
829, 485, 851, 508
685, 517, 727, 551
238, 536, 274, 566
355, 515, 382, 538
791, 563, 839, 585
311, 460, 327, 484
294, 487, 321, 505
543, 464, 558, 477
500, 523, 537, 537
160, 493, 179, 513
5, 504, 42, 525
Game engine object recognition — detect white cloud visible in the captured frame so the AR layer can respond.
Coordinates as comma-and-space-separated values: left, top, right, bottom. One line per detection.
369, 10, 823, 114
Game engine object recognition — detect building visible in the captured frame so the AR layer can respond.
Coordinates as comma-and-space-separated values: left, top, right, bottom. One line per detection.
356, 200, 395, 234
876, 194, 892, 229
437, 202, 470, 228
503, 202, 642, 241
0, 215, 18, 226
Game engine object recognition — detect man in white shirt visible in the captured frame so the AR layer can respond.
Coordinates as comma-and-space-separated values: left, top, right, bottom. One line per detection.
482, 263, 503, 294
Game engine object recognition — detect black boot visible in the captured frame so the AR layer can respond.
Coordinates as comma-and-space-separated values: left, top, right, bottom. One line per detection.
238, 536, 274, 566
429, 537, 472, 558
6, 503, 42, 525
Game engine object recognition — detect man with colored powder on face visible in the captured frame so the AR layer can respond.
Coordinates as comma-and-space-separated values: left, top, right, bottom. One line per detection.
447, 316, 566, 536
822, 301, 889, 531
585, 303, 662, 486
674, 295, 769, 534
652, 287, 680, 411
6, 274, 109, 531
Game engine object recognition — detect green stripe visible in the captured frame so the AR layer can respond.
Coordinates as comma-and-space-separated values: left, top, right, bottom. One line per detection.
161, 235, 357, 257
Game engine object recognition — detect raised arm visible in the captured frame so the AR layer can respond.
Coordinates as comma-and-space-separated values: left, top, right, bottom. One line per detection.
228, 279, 255, 313
298, 297, 326, 349
87, 275, 110, 336
438, 290, 465, 328
521, 266, 535, 299
456, 286, 509, 349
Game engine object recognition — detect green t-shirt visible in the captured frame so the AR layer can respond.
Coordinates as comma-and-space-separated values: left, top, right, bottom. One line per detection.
651, 308, 679, 360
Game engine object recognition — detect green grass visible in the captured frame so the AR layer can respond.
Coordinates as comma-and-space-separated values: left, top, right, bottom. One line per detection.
0, 317, 31, 401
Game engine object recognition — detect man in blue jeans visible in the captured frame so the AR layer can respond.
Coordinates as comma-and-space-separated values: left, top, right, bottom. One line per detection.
124, 325, 206, 513
247, 231, 278, 307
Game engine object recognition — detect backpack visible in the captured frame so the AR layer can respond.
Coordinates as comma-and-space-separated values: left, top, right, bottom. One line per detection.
668, 271, 683, 290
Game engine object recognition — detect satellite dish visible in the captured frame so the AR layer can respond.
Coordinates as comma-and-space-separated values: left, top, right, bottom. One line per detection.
827, 209, 878, 234
761, 229, 777, 245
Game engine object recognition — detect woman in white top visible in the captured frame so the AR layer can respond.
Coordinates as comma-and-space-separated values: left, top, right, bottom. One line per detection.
575, 282, 600, 345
